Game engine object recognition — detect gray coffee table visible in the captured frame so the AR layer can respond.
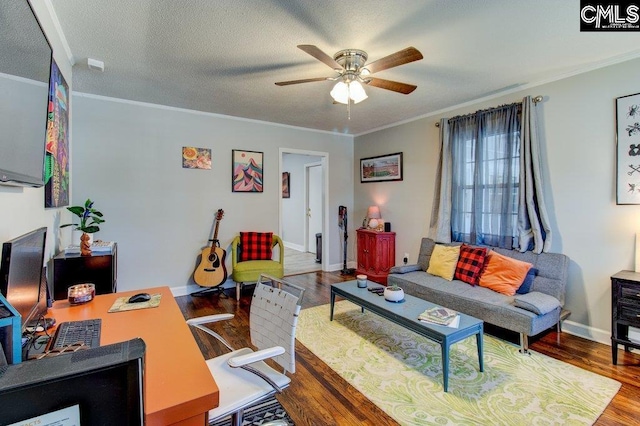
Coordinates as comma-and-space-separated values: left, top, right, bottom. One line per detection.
330, 281, 484, 392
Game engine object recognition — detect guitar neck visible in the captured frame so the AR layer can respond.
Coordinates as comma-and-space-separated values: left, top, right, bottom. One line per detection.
210, 211, 223, 249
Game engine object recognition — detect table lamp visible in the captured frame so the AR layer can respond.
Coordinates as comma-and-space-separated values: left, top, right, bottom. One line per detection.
366, 205, 382, 230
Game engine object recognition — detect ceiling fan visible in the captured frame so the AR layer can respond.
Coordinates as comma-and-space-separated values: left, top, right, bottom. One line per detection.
275, 45, 423, 105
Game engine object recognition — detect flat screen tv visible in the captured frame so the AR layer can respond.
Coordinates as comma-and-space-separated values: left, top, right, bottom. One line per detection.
0, 338, 145, 425
0, 227, 48, 333
0, 0, 52, 187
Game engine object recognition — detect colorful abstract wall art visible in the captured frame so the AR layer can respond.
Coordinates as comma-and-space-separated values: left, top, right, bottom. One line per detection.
44, 58, 70, 207
182, 146, 212, 169
232, 150, 263, 192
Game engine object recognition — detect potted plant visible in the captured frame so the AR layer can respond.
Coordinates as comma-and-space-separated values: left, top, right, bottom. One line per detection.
384, 282, 404, 302
61, 199, 105, 256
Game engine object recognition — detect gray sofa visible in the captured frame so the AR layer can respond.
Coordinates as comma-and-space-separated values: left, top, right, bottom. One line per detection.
388, 238, 570, 352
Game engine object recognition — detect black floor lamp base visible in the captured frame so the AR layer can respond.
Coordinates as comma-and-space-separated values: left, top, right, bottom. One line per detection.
340, 268, 356, 275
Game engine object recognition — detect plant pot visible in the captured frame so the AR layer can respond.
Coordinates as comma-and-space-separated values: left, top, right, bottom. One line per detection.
73, 229, 93, 247
384, 287, 404, 302
80, 232, 92, 256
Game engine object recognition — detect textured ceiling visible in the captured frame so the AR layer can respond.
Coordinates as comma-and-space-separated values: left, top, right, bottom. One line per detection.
49, 0, 640, 135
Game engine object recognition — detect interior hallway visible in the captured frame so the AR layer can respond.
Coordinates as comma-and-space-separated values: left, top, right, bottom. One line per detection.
284, 246, 320, 276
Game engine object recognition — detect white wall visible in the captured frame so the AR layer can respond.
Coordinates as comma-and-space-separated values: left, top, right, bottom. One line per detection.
282, 153, 322, 250
0, 3, 74, 271
70, 95, 353, 294
354, 57, 640, 344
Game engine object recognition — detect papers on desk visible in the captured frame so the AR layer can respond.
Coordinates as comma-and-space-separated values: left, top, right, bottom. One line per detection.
65, 240, 114, 254
418, 307, 460, 328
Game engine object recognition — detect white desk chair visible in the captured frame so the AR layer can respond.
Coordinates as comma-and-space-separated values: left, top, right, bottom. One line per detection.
187, 274, 304, 426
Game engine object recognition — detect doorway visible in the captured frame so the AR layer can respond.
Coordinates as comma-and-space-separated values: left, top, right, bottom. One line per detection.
280, 149, 328, 275
306, 162, 322, 254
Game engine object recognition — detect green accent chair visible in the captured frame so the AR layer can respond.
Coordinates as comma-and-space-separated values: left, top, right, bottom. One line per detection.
231, 234, 284, 301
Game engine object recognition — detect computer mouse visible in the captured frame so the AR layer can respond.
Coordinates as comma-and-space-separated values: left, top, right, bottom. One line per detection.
128, 293, 151, 303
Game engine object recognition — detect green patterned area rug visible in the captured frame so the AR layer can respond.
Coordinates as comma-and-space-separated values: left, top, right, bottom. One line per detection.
297, 301, 620, 425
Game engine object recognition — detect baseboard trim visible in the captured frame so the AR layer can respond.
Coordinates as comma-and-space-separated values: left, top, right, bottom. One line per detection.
328, 261, 357, 272
170, 278, 236, 297
283, 241, 305, 252
561, 319, 639, 352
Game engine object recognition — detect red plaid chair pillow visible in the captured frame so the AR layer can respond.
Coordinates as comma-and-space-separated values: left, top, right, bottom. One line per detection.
239, 232, 273, 261
454, 244, 487, 286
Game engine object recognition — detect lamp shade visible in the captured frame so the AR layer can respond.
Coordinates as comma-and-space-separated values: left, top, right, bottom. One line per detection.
366, 205, 381, 219
330, 81, 349, 104
330, 80, 368, 105
349, 81, 368, 104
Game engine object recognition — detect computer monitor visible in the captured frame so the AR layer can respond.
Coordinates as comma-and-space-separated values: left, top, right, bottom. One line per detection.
0, 227, 48, 332
0, 338, 145, 425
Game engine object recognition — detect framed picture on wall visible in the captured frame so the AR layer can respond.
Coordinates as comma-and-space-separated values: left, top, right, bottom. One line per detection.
282, 172, 290, 198
44, 58, 70, 207
360, 152, 403, 183
182, 146, 211, 169
616, 92, 640, 204
232, 149, 263, 192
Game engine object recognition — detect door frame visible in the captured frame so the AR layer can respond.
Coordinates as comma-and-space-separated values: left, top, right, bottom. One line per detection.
279, 148, 329, 272
305, 161, 323, 253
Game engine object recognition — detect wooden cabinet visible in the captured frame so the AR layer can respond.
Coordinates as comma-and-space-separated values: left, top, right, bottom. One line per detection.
356, 229, 395, 285
611, 270, 640, 364
52, 244, 117, 301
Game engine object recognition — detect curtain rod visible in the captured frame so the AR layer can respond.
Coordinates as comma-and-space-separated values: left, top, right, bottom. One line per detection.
435, 95, 543, 127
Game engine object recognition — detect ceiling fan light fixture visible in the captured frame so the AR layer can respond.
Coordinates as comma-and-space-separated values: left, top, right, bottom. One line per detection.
330, 81, 350, 104
349, 80, 368, 104
330, 80, 368, 105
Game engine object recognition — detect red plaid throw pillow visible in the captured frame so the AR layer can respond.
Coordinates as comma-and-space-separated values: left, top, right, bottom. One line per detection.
454, 244, 487, 286
239, 232, 273, 261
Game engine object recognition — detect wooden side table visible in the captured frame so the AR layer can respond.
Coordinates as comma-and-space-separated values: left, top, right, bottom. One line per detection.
356, 229, 395, 285
611, 270, 640, 364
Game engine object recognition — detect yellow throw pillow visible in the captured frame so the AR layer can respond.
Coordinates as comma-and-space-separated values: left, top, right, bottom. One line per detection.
478, 251, 533, 296
426, 244, 461, 281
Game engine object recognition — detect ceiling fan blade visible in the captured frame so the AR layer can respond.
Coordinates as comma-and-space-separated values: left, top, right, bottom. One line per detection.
275, 77, 330, 86
365, 77, 417, 94
297, 45, 343, 71
364, 47, 423, 74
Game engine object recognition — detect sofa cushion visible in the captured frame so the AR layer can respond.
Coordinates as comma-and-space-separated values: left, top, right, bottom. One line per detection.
390, 264, 422, 274
516, 268, 538, 294
514, 291, 561, 315
478, 251, 533, 296
454, 244, 487, 286
239, 232, 273, 261
426, 244, 460, 281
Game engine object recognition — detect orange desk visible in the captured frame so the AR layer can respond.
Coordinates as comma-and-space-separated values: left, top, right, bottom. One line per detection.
49, 286, 218, 425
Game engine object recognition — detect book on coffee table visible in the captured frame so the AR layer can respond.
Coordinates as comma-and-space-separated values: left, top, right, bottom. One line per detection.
418, 307, 459, 327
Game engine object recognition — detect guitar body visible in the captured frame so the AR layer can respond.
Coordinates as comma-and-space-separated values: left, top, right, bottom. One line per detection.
194, 246, 227, 287
193, 209, 228, 287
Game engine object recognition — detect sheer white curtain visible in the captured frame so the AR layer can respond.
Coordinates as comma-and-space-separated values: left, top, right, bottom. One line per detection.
518, 96, 552, 253
429, 96, 551, 253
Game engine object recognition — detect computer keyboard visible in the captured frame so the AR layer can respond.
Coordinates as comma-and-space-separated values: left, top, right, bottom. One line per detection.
50, 319, 102, 349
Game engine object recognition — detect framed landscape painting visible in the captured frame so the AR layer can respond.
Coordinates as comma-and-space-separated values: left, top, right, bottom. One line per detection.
360, 152, 403, 183
232, 149, 263, 192
616, 92, 640, 204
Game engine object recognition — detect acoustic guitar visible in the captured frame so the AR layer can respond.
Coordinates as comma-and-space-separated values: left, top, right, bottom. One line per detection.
193, 209, 228, 287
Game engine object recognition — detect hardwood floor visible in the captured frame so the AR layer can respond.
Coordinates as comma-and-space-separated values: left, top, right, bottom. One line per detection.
176, 271, 640, 425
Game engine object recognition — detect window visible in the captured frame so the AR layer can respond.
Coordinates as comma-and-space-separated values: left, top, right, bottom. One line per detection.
450, 104, 521, 248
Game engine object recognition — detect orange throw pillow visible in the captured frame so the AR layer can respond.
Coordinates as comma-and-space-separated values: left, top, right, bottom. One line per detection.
478, 251, 533, 296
